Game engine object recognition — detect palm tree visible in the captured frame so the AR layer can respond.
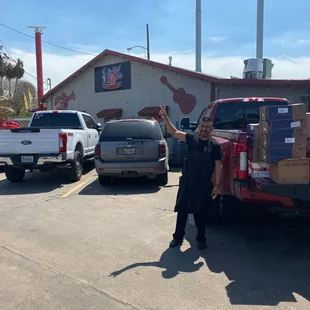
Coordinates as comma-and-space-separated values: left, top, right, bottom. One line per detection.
12, 58, 25, 99
0, 53, 7, 96
5, 62, 15, 97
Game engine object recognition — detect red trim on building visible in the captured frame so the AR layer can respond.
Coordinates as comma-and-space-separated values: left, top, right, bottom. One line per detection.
96, 108, 122, 119
138, 106, 168, 117
41, 49, 310, 103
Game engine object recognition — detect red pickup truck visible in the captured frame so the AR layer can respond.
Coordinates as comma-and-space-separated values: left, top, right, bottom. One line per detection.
181, 97, 310, 223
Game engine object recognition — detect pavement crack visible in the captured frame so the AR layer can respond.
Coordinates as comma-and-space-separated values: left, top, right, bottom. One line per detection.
0, 243, 143, 310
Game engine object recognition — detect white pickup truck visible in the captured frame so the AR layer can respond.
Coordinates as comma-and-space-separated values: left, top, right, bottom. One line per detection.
0, 110, 101, 182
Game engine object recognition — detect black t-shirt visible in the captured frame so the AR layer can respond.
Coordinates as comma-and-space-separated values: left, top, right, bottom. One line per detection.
186, 133, 223, 161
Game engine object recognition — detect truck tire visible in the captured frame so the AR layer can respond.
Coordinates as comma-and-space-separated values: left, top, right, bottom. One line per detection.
156, 170, 168, 186
5, 167, 25, 183
67, 151, 83, 182
98, 175, 111, 187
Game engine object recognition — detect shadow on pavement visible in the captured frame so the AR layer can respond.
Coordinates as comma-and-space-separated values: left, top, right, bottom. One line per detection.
109, 241, 203, 279
109, 208, 310, 306
0, 165, 94, 195
79, 177, 161, 196
196, 209, 310, 306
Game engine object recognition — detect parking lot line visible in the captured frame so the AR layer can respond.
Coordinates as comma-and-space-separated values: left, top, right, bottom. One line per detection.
61, 176, 96, 198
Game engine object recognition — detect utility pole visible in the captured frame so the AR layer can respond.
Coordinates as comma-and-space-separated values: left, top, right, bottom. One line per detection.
146, 24, 150, 60
195, 0, 202, 72
256, 0, 264, 59
27, 26, 47, 110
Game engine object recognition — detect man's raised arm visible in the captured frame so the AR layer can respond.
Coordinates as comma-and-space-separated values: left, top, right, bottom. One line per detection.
159, 105, 186, 143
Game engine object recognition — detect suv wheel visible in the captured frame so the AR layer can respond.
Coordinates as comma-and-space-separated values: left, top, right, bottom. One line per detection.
98, 175, 111, 187
5, 167, 25, 183
67, 151, 83, 182
156, 170, 168, 186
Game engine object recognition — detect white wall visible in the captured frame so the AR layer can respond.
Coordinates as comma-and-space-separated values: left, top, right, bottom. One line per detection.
46, 54, 212, 127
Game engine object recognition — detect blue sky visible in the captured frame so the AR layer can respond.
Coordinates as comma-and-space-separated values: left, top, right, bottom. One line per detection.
1, 0, 310, 58
1, 0, 310, 84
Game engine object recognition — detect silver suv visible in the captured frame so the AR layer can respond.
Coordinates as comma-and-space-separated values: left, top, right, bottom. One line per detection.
94, 118, 170, 186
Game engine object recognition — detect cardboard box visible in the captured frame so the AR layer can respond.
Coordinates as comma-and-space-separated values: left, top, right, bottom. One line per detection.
247, 124, 261, 162
261, 132, 307, 149
270, 158, 309, 184
306, 113, 310, 138
260, 103, 307, 121
261, 146, 306, 163
261, 119, 306, 135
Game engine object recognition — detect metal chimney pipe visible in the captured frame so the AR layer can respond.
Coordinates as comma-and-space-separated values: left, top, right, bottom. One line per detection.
256, 0, 264, 59
196, 0, 202, 72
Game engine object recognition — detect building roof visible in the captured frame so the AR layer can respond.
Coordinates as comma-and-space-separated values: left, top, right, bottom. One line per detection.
41, 49, 310, 102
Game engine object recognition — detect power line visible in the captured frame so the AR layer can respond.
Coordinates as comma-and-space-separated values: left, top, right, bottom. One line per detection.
0, 23, 97, 56
0, 39, 47, 84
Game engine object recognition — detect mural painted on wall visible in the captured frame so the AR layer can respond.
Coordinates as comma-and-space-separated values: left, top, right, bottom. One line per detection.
54, 91, 76, 110
94, 61, 131, 93
160, 76, 196, 114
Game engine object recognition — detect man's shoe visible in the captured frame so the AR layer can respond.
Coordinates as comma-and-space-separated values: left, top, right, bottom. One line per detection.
197, 241, 207, 250
169, 238, 183, 248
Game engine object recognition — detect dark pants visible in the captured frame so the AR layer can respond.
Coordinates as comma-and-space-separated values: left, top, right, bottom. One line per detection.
173, 211, 207, 242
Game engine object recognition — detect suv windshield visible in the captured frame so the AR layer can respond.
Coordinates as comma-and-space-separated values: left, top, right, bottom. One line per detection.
30, 112, 82, 129
100, 121, 159, 141
212, 101, 288, 129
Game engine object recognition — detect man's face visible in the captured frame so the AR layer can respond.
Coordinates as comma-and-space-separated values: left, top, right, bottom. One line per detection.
197, 121, 213, 139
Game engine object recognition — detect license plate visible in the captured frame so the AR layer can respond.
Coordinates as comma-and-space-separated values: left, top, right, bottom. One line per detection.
21, 155, 34, 163
123, 148, 136, 155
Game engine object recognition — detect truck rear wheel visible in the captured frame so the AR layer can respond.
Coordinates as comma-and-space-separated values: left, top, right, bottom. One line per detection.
67, 151, 83, 182
5, 167, 25, 183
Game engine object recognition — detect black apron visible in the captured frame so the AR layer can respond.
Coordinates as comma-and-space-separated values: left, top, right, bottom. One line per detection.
175, 138, 214, 214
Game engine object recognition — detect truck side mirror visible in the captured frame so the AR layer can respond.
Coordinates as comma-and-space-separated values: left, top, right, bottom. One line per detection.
97, 122, 102, 131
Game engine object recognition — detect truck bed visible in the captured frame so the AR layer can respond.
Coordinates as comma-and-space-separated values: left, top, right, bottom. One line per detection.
212, 129, 310, 209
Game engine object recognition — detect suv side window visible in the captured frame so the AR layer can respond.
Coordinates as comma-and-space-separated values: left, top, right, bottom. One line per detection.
83, 115, 97, 129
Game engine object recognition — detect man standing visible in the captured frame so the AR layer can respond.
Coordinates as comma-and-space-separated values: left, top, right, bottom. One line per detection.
159, 105, 223, 250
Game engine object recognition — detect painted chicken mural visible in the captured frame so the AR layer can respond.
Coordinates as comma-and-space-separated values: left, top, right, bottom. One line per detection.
54, 91, 76, 110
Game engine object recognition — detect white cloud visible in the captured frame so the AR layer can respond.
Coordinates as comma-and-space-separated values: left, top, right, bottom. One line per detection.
272, 38, 310, 46
10, 49, 310, 91
296, 39, 310, 45
208, 36, 227, 42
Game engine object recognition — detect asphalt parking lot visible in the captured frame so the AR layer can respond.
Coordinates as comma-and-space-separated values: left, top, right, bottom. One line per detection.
0, 167, 310, 310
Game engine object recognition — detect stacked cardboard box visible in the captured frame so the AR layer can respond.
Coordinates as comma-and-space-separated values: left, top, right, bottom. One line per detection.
260, 104, 307, 163
259, 103, 309, 184
247, 124, 270, 179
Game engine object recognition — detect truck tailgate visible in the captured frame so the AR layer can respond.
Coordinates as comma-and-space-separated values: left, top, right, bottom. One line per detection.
0, 128, 60, 154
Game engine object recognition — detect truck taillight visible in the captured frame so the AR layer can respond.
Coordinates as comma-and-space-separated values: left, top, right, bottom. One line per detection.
233, 143, 248, 180
94, 144, 101, 159
59, 133, 68, 152
159, 142, 166, 158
